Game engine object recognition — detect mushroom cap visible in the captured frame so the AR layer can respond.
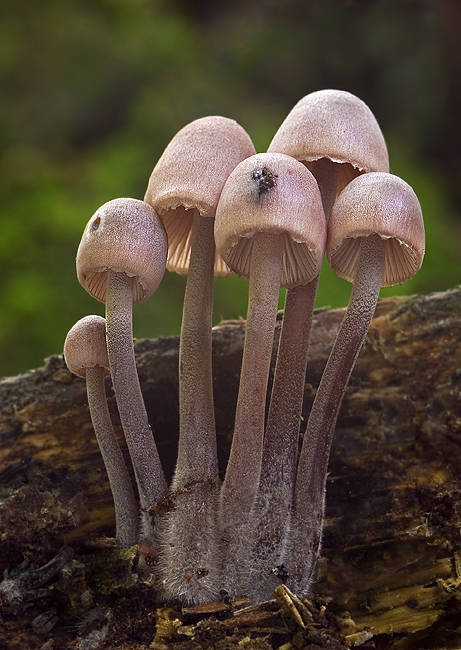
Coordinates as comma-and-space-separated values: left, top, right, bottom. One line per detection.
327, 172, 425, 286
214, 152, 326, 289
144, 116, 255, 276
268, 89, 389, 190
77, 198, 167, 304
64, 315, 109, 378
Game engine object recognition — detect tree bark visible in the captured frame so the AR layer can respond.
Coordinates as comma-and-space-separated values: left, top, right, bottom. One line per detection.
0, 288, 460, 649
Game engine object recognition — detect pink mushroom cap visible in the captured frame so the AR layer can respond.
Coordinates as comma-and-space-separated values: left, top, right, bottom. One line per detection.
64, 315, 109, 378
77, 198, 167, 304
327, 172, 425, 286
215, 152, 326, 289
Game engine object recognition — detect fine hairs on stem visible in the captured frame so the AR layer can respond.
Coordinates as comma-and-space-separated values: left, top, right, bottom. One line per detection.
77, 198, 168, 542
105, 271, 167, 525
287, 173, 425, 594
215, 153, 325, 595
145, 116, 255, 603
66, 94, 425, 607
289, 233, 385, 593
247, 279, 318, 600
156, 214, 221, 604
252, 89, 390, 599
85, 365, 138, 547
219, 232, 283, 593
64, 315, 138, 547
255, 90, 389, 598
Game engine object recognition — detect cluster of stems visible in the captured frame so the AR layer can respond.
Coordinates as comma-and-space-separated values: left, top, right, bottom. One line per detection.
66, 93, 424, 606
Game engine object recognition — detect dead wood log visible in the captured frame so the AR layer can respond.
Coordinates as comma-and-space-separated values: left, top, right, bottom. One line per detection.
0, 287, 460, 649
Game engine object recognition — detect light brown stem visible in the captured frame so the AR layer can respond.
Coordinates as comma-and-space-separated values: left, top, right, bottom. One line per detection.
105, 271, 167, 532
246, 160, 337, 599
220, 232, 283, 595
176, 213, 217, 482
288, 234, 385, 595
159, 212, 220, 604
85, 366, 138, 547
247, 279, 317, 599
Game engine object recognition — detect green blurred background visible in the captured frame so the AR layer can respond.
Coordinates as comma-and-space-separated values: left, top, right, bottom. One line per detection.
1, 0, 460, 378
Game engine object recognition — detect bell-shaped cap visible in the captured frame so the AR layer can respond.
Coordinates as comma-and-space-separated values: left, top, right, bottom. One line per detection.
268, 89, 389, 191
144, 116, 255, 276
327, 172, 425, 286
64, 315, 109, 378
215, 153, 326, 288
77, 198, 167, 304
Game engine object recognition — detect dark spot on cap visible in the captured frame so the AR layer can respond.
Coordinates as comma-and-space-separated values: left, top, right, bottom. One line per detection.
91, 217, 101, 231
252, 167, 277, 196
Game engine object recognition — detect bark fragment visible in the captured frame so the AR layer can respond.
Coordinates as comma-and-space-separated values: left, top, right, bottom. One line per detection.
0, 288, 460, 648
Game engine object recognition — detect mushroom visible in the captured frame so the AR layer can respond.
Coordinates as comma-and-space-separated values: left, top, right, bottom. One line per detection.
214, 152, 325, 595
252, 91, 389, 598
64, 315, 138, 547
288, 172, 425, 595
144, 116, 254, 603
76, 198, 168, 539
268, 89, 389, 214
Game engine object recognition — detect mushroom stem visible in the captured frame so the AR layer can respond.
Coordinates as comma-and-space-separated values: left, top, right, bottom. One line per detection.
220, 232, 283, 592
248, 278, 317, 599
245, 161, 340, 599
288, 233, 385, 594
177, 212, 217, 480
159, 211, 220, 604
310, 158, 339, 219
105, 270, 167, 525
85, 366, 138, 547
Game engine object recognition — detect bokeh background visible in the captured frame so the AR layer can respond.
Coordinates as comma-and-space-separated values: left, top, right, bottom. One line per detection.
1, 0, 460, 378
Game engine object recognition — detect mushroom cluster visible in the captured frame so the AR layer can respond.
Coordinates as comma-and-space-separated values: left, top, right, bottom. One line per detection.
64, 91, 425, 605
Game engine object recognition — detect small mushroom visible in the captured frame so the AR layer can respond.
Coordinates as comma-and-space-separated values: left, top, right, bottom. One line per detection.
214, 153, 325, 595
289, 172, 425, 595
145, 116, 255, 603
64, 315, 138, 547
76, 198, 168, 538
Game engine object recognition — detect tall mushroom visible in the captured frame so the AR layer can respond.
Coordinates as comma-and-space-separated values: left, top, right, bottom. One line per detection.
214, 153, 325, 595
288, 172, 425, 595
269, 89, 389, 214
76, 198, 168, 540
252, 90, 389, 598
144, 116, 255, 603
64, 315, 138, 547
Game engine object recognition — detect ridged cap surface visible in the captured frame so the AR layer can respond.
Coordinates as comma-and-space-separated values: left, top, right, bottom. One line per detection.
328, 172, 425, 286
215, 153, 326, 288
64, 315, 109, 378
77, 198, 167, 304
144, 116, 255, 276
268, 89, 389, 190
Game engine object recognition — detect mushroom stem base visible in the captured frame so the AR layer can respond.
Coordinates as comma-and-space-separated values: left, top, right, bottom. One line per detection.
248, 278, 318, 600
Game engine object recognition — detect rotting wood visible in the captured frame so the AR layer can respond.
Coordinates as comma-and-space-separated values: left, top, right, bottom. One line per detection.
0, 287, 460, 649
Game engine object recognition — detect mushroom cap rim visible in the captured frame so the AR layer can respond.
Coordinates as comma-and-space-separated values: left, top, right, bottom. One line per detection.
329, 232, 424, 287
